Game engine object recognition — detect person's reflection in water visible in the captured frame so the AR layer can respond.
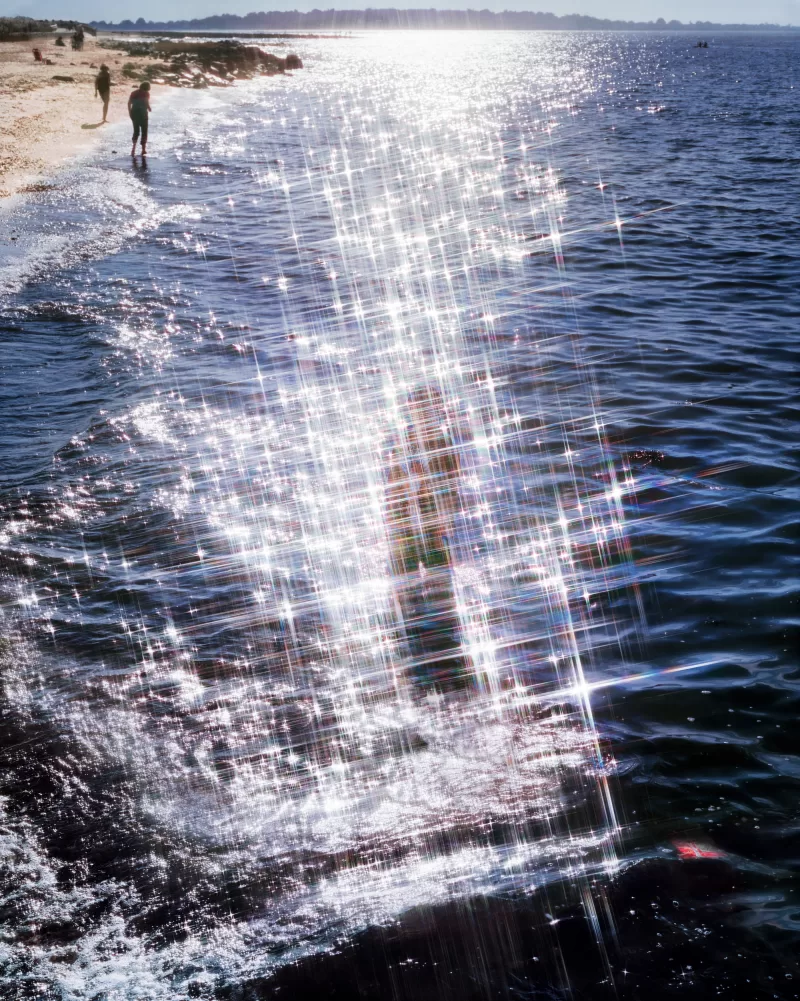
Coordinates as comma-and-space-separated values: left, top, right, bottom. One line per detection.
131, 155, 149, 180
386, 385, 469, 693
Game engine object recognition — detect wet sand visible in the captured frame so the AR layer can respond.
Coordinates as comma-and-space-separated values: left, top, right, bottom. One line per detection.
0, 35, 157, 198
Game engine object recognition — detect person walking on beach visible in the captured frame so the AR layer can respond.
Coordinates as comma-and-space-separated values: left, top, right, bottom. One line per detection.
128, 81, 151, 156
95, 64, 111, 124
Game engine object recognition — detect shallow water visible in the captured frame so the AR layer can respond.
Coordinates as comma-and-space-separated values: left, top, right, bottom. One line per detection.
0, 30, 798, 1000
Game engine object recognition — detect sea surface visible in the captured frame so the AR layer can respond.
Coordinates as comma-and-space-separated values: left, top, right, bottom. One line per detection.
0, 30, 797, 1001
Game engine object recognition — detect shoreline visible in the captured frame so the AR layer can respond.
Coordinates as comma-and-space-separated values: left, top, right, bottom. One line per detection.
0, 35, 164, 199
0, 33, 296, 200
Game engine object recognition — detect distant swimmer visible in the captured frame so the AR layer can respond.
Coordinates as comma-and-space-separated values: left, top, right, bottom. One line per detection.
128, 80, 151, 157
95, 64, 111, 124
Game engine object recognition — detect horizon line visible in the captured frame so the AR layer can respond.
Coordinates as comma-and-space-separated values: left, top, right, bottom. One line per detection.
84, 9, 800, 30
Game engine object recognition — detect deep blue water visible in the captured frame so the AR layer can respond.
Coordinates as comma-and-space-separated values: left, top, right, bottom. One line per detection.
0, 31, 797, 1000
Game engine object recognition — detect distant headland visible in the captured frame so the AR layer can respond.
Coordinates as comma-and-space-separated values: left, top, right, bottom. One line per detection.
90, 10, 798, 32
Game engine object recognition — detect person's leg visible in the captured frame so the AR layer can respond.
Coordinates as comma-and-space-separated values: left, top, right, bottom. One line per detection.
131, 121, 140, 155
141, 119, 148, 155
102, 95, 109, 122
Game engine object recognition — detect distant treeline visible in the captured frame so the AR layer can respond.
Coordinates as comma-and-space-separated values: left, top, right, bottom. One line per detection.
90, 10, 797, 31
0, 16, 96, 39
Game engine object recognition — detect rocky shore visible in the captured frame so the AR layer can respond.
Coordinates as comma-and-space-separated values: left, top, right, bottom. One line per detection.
0, 32, 304, 198
100, 37, 303, 88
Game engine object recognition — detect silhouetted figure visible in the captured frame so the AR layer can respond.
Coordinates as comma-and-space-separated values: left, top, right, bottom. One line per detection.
71, 26, 84, 51
95, 64, 111, 123
32, 47, 42, 62
55, 35, 65, 47
128, 80, 151, 156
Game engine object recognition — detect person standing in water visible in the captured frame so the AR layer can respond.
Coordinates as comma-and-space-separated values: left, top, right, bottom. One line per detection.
94, 64, 111, 124
128, 80, 151, 156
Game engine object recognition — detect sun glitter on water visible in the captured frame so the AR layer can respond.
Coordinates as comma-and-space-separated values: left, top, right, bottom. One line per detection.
148, 41, 635, 908
0, 33, 657, 990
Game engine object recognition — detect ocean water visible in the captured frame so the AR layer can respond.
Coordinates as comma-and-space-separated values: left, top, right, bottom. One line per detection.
0, 30, 797, 1001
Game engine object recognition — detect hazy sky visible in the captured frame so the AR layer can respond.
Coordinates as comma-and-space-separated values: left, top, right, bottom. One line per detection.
4, 0, 799, 25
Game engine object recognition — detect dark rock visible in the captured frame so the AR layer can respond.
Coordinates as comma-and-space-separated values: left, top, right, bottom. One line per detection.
285, 53, 303, 69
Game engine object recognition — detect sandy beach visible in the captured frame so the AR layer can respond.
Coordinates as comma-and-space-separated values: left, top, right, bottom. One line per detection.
0, 34, 157, 198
